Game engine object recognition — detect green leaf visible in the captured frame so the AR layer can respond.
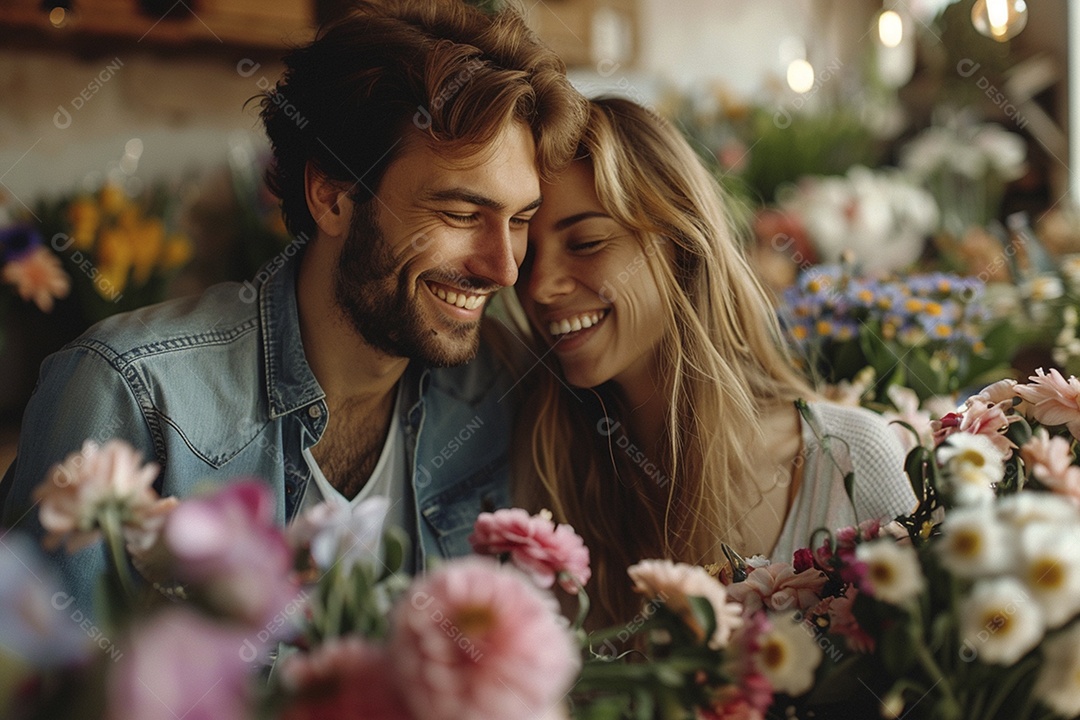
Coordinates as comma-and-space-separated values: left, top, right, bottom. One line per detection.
380, 527, 409, 579
904, 445, 932, 500
685, 595, 716, 649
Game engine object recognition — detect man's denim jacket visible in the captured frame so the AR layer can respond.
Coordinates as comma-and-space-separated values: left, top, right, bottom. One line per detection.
1, 255, 514, 617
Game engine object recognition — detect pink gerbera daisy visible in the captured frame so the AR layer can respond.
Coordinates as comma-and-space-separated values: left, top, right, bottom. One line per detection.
389, 556, 579, 720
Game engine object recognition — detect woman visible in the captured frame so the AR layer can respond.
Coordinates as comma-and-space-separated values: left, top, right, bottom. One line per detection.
512, 97, 915, 626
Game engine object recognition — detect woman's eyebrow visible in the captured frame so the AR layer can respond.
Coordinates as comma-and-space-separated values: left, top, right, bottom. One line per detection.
554, 211, 610, 231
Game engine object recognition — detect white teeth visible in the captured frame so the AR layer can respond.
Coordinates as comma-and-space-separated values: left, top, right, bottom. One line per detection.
549, 310, 605, 337
429, 282, 485, 311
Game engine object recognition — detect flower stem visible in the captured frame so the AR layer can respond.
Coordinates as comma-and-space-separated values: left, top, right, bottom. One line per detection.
913, 638, 962, 720
101, 504, 136, 601
572, 578, 590, 632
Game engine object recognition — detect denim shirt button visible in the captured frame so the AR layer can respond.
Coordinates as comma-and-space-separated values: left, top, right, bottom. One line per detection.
307, 404, 323, 419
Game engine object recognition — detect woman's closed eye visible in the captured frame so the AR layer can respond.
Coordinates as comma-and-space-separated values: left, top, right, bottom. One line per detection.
569, 238, 607, 252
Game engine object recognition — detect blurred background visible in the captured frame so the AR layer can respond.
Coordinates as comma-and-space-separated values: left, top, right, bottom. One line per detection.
0, 0, 1073, 466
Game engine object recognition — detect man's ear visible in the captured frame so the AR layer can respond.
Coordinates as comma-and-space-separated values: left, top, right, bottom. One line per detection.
304, 162, 353, 238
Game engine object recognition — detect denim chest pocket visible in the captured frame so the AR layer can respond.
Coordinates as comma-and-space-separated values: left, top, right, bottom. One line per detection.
420, 458, 511, 558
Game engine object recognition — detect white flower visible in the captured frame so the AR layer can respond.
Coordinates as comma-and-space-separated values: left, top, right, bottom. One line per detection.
755, 610, 822, 696
287, 496, 390, 572
1017, 523, 1080, 629
937, 504, 1015, 578
856, 540, 925, 605
996, 492, 1079, 529
779, 166, 936, 274
960, 577, 1044, 665
1032, 622, 1080, 717
936, 432, 1005, 503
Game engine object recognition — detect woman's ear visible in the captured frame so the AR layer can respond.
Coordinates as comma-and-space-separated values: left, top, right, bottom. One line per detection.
304, 162, 353, 239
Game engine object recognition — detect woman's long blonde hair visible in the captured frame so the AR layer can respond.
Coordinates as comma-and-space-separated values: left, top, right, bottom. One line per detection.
512, 97, 813, 625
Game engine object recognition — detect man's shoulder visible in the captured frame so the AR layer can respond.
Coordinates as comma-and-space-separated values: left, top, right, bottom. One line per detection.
67, 281, 260, 366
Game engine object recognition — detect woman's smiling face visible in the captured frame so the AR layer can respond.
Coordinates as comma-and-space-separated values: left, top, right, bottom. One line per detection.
518, 160, 669, 390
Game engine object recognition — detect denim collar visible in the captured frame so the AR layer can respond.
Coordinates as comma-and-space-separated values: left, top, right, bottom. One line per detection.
257, 253, 430, 422
259, 255, 325, 419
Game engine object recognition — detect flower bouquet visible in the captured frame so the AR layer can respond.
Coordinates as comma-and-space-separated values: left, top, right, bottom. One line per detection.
32, 181, 193, 324
779, 263, 1014, 403
4, 436, 841, 720
725, 370, 1080, 720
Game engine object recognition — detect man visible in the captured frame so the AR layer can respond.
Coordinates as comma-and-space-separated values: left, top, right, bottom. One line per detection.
0, 0, 586, 616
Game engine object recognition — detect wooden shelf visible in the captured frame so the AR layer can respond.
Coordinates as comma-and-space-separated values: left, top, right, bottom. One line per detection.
0, 0, 314, 55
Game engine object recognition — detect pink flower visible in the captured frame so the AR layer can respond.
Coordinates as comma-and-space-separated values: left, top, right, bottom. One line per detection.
33, 439, 171, 553
975, 378, 1019, 405
279, 637, 410, 720
389, 556, 579, 720
628, 559, 744, 648
958, 398, 1020, 457
1021, 428, 1080, 505
469, 508, 591, 592
1014, 368, 1080, 440
164, 480, 300, 632
2, 246, 70, 312
702, 669, 772, 720
725, 563, 827, 614
882, 385, 934, 451
827, 586, 874, 653
107, 609, 252, 720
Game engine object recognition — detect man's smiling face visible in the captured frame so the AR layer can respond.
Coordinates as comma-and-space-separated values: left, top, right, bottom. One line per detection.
333, 121, 541, 366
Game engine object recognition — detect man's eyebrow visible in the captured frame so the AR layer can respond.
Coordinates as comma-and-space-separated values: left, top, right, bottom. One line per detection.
426, 188, 543, 214
554, 211, 610, 231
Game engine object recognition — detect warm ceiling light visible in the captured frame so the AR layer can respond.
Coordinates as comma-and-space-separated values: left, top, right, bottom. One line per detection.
971, 0, 1029, 42
878, 10, 904, 48
787, 59, 815, 94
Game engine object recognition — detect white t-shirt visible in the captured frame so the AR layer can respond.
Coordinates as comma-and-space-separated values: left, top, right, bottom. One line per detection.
297, 383, 410, 538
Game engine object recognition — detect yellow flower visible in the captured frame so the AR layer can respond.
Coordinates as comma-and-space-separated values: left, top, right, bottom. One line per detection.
99, 183, 128, 216
925, 302, 943, 316
67, 198, 100, 251
904, 298, 924, 313
161, 234, 193, 271
97, 228, 132, 297
130, 218, 164, 286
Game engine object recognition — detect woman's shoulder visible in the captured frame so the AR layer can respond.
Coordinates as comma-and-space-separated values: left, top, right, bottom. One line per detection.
800, 400, 898, 445
799, 399, 909, 478
800, 399, 916, 516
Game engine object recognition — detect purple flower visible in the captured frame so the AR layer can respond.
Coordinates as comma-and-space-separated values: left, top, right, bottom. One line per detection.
0, 534, 89, 667
0, 223, 42, 265
163, 480, 301, 634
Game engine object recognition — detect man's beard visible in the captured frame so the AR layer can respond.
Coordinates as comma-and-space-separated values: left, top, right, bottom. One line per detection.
332, 201, 484, 367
